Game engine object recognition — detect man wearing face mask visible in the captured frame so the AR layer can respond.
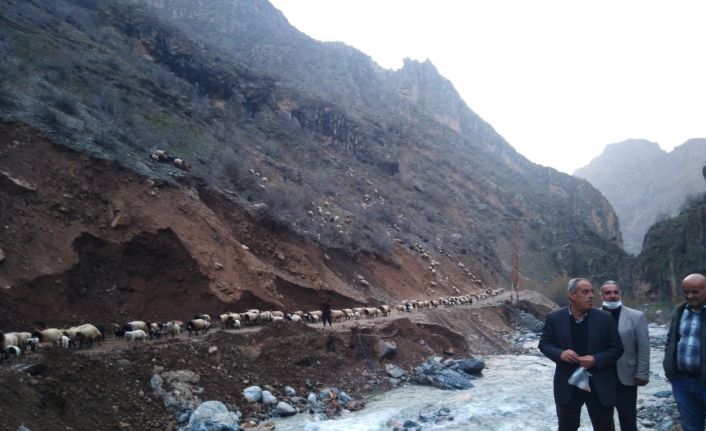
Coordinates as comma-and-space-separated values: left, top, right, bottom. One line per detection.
600, 280, 650, 431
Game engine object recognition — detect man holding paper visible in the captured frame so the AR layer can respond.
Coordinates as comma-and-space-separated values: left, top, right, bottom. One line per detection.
539, 278, 624, 431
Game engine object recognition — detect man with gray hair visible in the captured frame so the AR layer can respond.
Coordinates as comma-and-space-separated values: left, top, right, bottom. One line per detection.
599, 280, 650, 431
540, 278, 623, 430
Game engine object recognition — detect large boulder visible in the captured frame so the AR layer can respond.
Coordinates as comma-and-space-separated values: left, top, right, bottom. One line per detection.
183, 401, 240, 431
243, 386, 262, 402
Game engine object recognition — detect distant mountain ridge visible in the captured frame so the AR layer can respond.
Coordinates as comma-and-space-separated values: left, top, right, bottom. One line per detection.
574, 138, 706, 254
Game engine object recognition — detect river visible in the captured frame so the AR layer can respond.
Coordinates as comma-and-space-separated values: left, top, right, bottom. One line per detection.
272, 325, 675, 431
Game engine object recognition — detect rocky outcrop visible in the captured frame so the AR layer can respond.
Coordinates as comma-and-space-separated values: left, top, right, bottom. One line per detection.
633, 201, 706, 299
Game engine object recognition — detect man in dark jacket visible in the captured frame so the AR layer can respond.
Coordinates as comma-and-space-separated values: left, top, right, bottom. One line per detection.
539, 278, 624, 431
663, 273, 706, 431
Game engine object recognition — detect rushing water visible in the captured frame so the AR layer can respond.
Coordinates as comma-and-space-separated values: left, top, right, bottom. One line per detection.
273, 326, 673, 431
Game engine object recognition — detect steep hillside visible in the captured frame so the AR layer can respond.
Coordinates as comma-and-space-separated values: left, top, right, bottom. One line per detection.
575, 138, 706, 254
633, 196, 706, 300
0, 0, 629, 319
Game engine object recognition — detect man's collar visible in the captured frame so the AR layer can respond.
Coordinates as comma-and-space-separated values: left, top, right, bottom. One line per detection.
686, 304, 706, 313
569, 305, 589, 323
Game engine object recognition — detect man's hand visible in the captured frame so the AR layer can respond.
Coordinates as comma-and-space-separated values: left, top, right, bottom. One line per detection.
577, 355, 596, 369
634, 378, 649, 386
560, 349, 579, 363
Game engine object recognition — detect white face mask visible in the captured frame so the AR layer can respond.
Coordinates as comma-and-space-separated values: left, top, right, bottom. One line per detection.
602, 300, 623, 309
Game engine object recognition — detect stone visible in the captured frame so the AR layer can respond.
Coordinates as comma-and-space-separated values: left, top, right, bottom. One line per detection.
276, 401, 296, 417
0, 247, 4, 262
214, 263, 224, 270
183, 401, 240, 431
243, 386, 263, 402
452, 358, 485, 375
652, 390, 672, 398
338, 391, 352, 404
284, 386, 296, 397
345, 400, 366, 411
385, 364, 406, 379
208, 346, 218, 354
378, 339, 397, 359
261, 391, 277, 406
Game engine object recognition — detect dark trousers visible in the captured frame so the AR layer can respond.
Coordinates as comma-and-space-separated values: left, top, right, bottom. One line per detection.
614, 382, 638, 431
322, 312, 332, 327
557, 387, 614, 431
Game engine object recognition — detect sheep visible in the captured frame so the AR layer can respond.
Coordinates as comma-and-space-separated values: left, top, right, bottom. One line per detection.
5, 345, 21, 359
304, 312, 320, 323
286, 314, 302, 323
1, 332, 19, 354
352, 307, 365, 317
185, 319, 210, 336
363, 307, 381, 318
76, 323, 103, 348
125, 330, 147, 342
396, 304, 406, 314
146, 322, 162, 339
272, 316, 284, 322
126, 321, 147, 332
193, 314, 211, 322
174, 158, 191, 171
242, 311, 260, 326
160, 321, 181, 338
32, 328, 62, 344
219, 313, 241, 329
331, 309, 345, 322
57, 335, 70, 349
271, 311, 285, 319
26, 337, 40, 352
378, 305, 391, 316
5, 332, 31, 352
258, 311, 273, 324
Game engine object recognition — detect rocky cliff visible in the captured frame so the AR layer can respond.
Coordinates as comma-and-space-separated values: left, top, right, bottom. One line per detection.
633, 198, 706, 300
0, 0, 628, 324
575, 138, 706, 255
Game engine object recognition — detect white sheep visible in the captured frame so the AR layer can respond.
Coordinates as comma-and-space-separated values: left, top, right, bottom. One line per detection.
125, 330, 147, 342
126, 321, 147, 332
162, 321, 181, 338
1, 332, 18, 353
287, 314, 302, 323
26, 337, 40, 351
5, 345, 21, 359
57, 335, 70, 349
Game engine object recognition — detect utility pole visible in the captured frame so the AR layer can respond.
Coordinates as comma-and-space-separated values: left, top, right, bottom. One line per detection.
503, 217, 525, 303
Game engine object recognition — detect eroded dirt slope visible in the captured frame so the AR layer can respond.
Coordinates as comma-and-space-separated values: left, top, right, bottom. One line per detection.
0, 122, 491, 329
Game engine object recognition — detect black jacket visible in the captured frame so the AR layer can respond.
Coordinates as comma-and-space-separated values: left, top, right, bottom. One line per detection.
539, 307, 624, 407
663, 303, 706, 385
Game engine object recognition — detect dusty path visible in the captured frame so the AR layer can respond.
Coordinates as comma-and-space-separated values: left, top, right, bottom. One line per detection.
74, 292, 517, 355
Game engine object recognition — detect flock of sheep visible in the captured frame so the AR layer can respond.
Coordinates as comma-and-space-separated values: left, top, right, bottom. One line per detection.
0, 288, 504, 361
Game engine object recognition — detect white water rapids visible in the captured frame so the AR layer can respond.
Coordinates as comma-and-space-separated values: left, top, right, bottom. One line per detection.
273, 326, 673, 431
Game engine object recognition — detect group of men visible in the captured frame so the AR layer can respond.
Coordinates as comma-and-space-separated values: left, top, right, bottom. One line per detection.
540, 273, 706, 431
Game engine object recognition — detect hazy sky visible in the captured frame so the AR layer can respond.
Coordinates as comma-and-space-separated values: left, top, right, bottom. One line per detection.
269, 0, 706, 174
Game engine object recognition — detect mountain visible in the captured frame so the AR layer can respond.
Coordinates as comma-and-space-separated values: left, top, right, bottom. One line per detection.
575, 138, 706, 255
0, 0, 627, 325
